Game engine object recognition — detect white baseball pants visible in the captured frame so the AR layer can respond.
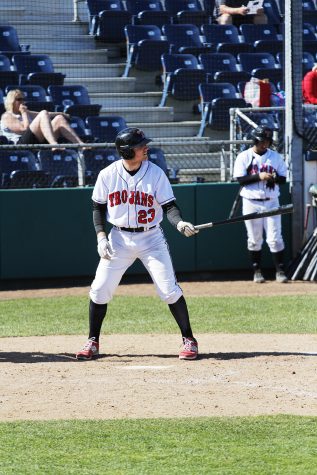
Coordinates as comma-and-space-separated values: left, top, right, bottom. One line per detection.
242, 198, 285, 253
90, 226, 183, 305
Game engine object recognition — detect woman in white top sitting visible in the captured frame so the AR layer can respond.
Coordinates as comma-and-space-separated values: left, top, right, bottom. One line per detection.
0, 89, 86, 149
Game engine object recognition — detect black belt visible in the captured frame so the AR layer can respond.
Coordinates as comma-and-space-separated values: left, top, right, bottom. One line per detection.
115, 225, 156, 233
252, 198, 271, 201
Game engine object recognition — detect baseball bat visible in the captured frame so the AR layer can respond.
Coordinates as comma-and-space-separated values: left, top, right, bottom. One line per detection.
301, 203, 311, 246
195, 204, 294, 231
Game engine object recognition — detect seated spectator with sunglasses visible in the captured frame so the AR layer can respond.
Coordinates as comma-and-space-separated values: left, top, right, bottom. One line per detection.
0, 89, 85, 149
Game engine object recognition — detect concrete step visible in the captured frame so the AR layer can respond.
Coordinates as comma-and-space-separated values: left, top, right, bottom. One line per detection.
20, 35, 96, 51
89, 92, 162, 108
55, 63, 125, 78
37, 50, 109, 65
128, 122, 201, 138
100, 106, 174, 123
149, 138, 217, 154
64, 77, 136, 93
9, 21, 89, 36
1, 0, 80, 20
0, 7, 26, 21
176, 169, 223, 183
165, 153, 223, 169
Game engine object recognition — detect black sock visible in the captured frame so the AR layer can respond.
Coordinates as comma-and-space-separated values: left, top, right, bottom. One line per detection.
271, 250, 285, 272
249, 250, 262, 271
168, 295, 193, 339
88, 300, 107, 342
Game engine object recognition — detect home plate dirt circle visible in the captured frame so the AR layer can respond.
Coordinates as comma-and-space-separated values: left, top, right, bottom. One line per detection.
0, 281, 316, 420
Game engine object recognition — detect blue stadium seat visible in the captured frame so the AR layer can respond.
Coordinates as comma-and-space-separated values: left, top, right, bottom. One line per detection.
237, 52, 282, 84
6, 84, 55, 112
176, 11, 211, 27
87, 0, 125, 35
0, 54, 19, 92
123, 24, 169, 76
147, 147, 168, 175
48, 85, 101, 119
85, 115, 128, 142
68, 116, 94, 142
303, 0, 317, 11
263, 0, 282, 24
207, 97, 247, 132
13, 54, 65, 89
0, 87, 5, 116
134, 10, 171, 28
164, 0, 202, 16
8, 170, 50, 189
82, 148, 120, 184
0, 26, 30, 61
0, 54, 11, 71
162, 23, 213, 55
198, 82, 238, 135
240, 23, 279, 43
126, 0, 164, 15
95, 10, 132, 42
302, 23, 317, 54
160, 52, 200, 105
238, 52, 277, 72
199, 52, 251, 85
38, 149, 79, 188
0, 150, 39, 188
201, 24, 254, 55
202, 24, 240, 46
160, 68, 207, 105
276, 51, 315, 76
240, 24, 283, 54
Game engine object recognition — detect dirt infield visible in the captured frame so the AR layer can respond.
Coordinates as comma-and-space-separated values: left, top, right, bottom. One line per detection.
1, 281, 317, 420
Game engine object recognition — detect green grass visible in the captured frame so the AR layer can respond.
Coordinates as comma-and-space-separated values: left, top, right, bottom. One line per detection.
0, 295, 316, 337
0, 416, 316, 474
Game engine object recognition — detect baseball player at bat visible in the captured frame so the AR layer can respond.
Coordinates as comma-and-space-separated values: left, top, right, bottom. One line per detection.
76, 127, 199, 361
233, 126, 288, 283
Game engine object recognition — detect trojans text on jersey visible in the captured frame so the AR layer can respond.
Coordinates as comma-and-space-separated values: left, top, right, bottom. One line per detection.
108, 190, 154, 208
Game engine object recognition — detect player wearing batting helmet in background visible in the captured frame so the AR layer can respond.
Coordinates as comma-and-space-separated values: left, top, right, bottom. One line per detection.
76, 127, 199, 361
233, 126, 288, 283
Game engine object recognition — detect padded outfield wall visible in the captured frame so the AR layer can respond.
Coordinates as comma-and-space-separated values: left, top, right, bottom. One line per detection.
0, 183, 292, 281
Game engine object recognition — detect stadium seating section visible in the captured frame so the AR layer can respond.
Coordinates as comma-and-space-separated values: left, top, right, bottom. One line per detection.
0, 1, 315, 186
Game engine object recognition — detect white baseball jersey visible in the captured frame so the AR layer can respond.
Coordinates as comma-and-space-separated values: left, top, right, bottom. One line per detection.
233, 148, 287, 200
92, 159, 175, 228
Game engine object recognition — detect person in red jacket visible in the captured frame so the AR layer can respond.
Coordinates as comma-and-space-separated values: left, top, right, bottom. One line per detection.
302, 64, 317, 104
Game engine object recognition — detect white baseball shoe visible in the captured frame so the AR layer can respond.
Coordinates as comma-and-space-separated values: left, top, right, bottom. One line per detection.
253, 270, 265, 283
276, 271, 288, 283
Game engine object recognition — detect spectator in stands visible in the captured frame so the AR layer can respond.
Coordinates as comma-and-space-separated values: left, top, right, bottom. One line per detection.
217, 0, 267, 26
0, 89, 86, 149
302, 64, 317, 105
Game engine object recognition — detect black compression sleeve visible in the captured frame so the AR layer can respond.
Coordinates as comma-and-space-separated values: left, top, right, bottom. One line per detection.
237, 174, 261, 186
162, 200, 183, 228
92, 201, 107, 235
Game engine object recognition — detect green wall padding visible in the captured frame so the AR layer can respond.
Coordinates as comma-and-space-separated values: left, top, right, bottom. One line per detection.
0, 184, 291, 280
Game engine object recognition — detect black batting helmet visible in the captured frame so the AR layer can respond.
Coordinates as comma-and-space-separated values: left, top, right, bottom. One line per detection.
251, 126, 273, 145
115, 127, 152, 160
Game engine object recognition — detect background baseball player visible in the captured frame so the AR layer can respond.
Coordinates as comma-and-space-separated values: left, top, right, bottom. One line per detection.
76, 127, 199, 361
233, 126, 288, 283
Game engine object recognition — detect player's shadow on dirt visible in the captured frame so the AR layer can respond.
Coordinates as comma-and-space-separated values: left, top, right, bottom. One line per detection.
200, 351, 317, 360
0, 352, 78, 363
1, 351, 316, 363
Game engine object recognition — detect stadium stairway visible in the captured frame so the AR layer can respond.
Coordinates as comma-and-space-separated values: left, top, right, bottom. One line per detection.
5, 0, 230, 181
